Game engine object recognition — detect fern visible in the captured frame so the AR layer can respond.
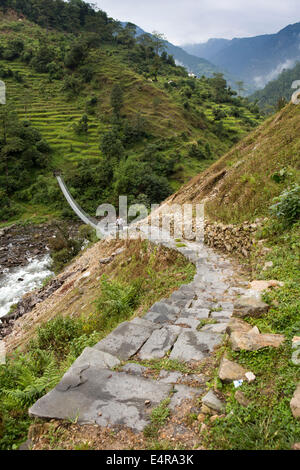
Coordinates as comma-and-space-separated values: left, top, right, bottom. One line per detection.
2, 352, 61, 408
95, 276, 143, 331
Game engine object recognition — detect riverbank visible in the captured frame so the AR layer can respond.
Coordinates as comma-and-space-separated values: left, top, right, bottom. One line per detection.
0, 222, 79, 272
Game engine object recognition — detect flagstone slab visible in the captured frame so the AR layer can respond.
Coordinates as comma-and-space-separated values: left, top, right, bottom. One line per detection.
121, 363, 148, 376
29, 369, 172, 432
94, 320, 155, 360
69, 347, 120, 371
158, 370, 184, 384
138, 326, 181, 360
143, 311, 174, 324
201, 323, 228, 334
175, 317, 200, 329
180, 308, 210, 319
210, 310, 232, 319
170, 330, 223, 362
149, 301, 180, 316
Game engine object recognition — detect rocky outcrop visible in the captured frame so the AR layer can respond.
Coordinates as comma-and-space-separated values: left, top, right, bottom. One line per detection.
226, 318, 253, 335
250, 280, 284, 292
233, 294, 270, 318
226, 317, 285, 352
230, 330, 285, 351
235, 390, 251, 407
202, 390, 225, 413
0, 222, 80, 272
218, 357, 247, 383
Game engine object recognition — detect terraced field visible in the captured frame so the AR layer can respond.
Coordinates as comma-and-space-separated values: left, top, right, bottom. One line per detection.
3, 60, 104, 169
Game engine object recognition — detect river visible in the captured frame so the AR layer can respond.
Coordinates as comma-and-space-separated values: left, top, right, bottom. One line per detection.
0, 254, 53, 319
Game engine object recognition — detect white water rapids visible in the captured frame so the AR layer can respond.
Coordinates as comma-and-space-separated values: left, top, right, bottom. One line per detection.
0, 255, 53, 319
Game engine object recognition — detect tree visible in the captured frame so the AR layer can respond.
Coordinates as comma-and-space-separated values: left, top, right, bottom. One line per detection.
3, 39, 24, 60
151, 31, 166, 81
235, 80, 245, 96
151, 31, 167, 56
113, 157, 172, 205
0, 106, 51, 219
116, 22, 136, 48
74, 114, 89, 135
64, 41, 86, 69
110, 84, 124, 118
276, 96, 287, 111
31, 43, 55, 73
100, 130, 124, 163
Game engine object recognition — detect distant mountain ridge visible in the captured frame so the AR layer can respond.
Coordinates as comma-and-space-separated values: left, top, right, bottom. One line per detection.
183, 22, 300, 91
250, 61, 300, 111
121, 22, 232, 81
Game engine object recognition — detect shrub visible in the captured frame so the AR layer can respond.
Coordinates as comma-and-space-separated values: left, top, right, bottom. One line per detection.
270, 184, 300, 226
31, 316, 84, 359
73, 114, 89, 135
94, 276, 143, 332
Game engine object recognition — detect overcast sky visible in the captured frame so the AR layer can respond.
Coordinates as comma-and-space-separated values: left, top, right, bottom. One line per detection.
96, 0, 299, 45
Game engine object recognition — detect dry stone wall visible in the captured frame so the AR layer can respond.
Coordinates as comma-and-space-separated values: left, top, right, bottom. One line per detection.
204, 221, 262, 257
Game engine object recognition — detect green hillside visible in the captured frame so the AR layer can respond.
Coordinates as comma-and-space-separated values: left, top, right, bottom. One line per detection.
250, 61, 300, 113
0, 3, 261, 224
168, 102, 300, 450
172, 103, 300, 223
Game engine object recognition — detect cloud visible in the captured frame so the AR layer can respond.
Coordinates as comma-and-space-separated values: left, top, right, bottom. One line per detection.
96, 0, 300, 45
254, 59, 298, 88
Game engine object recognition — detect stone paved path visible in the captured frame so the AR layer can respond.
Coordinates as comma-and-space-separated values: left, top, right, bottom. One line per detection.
29, 225, 249, 432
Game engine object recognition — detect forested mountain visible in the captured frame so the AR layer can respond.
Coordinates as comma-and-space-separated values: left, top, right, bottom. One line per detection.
250, 62, 300, 112
0, 0, 261, 224
183, 38, 231, 61
183, 23, 300, 92
121, 22, 225, 79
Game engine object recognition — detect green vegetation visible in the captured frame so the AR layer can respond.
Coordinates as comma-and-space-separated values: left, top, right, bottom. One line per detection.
250, 61, 300, 113
144, 398, 171, 440
0, 316, 96, 450
169, 98, 300, 449
0, 1, 261, 224
0, 240, 195, 449
202, 104, 300, 225
270, 184, 300, 226
0, 107, 51, 220
203, 220, 300, 449
93, 276, 143, 332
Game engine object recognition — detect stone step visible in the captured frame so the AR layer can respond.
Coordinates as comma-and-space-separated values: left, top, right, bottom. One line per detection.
200, 323, 229, 334
170, 330, 223, 362
175, 317, 200, 329
27, 232, 245, 434
94, 320, 156, 360
29, 368, 173, 432
210, 310, 232, 320
138, 326, 182, 360
149, 301, 181, 316
179, 308, 210, 319
164, 298, 193, 309
143, 311, 175, 324
169, 384, 203, 410
191, 299, 215, 309
168, 290, 197, 302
